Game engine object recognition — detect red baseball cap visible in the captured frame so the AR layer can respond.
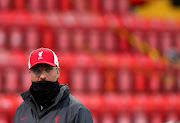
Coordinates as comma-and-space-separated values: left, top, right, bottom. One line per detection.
28, 48, 59, 69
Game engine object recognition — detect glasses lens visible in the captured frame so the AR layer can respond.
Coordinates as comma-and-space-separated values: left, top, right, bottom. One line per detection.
45, 67, 55, 75
30, 68, 41, 76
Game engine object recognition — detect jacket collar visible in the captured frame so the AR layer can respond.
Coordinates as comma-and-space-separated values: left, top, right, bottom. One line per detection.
21, 84, 70, 106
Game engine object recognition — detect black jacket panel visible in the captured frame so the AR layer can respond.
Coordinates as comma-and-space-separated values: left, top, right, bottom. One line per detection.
13, 84, 93, 123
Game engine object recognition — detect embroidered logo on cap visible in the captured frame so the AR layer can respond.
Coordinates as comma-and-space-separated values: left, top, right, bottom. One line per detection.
38, 51, 43, 60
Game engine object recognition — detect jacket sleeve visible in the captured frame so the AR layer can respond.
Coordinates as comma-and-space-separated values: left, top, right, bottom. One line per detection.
73, 107, 93, 123
13, 107, 20, 123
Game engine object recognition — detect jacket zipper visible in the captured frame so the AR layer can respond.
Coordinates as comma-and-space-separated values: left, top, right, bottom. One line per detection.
37, 119, 40, 123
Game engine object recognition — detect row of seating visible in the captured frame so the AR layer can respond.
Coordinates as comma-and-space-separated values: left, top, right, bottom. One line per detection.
0, 0, 130, 13
0, 93, 180, 123
0, 26, 179, 55
0, 66, 179, 93
0, 12, 178, 30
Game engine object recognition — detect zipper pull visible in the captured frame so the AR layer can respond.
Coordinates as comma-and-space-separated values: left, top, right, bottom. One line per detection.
37, 119, 39, 123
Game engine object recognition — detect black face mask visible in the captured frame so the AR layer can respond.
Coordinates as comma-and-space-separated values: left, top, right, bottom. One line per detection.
29, 80, 60, 108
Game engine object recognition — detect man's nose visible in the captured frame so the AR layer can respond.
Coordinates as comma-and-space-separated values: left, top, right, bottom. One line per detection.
39, 70, 47, 80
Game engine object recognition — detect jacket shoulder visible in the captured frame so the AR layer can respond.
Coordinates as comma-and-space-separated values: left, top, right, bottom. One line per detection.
68, 95, 93, 123
68, 94, 86, 108
68, 94, 91, 116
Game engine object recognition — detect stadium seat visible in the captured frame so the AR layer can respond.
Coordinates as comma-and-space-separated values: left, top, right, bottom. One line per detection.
0, 29, 6, 49
86, 67, 102, 93
116, 0, 130, 15
102, 0, 115, 13
117, 68, 132, 92
175, 33, 180, 54
72, 29, 85, 52
117, 111, 132, 123
42, 29, 53, 49
161, 32, 172, 55
0, 94, 14, 115
4, 68, 19, 92
101, 112, 115, 123
149, 111, 163, 123
164, 110, 179, 123
103, 30, 116, 53
133, 71, 146, 92
0, 71, 2, 92
0, 114, 8, 123
146, 31, 158, 50
44, 0, 55, 12
25, 27, 39, 52
27, 0, 41, 12
148, 72, 161, 93
132, 109, 149, 123
0, 0, 10, 11
9, 27, 23, 50
55, 29, 70, 52
20, 69, 31, 91
87, 29, 101, 52
69, 67, 85, 92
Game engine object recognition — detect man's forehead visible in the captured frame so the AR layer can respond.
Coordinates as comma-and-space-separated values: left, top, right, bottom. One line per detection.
32, 63, 52, 68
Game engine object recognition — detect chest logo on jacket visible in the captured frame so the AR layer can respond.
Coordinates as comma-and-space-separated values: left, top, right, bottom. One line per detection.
54, 116, 60, 123
20, 116, 27, 121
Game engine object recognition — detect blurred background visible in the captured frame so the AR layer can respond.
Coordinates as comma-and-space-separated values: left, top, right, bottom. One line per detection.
1, 0, 180, 123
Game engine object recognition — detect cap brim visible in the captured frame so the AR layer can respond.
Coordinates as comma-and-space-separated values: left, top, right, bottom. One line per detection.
29, 61, 57, 69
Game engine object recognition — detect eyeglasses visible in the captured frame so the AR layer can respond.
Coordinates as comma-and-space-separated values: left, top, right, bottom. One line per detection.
30, 67, 58, 77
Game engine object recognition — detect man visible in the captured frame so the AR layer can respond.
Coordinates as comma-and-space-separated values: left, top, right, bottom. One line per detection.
13, 48, 93, 123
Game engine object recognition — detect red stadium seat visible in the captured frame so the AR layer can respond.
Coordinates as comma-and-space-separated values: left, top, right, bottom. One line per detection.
0, 94, 14, 115
175, 33, 180, 54
103, 30, 116, 53
21, 69, 31, 91
148, 72, 161, 93
116, 0, 130, 15
44, 0, 55, 12
9, 27, 23, 50
133, 71, 146, 92
149, 111, 163, 123
164, 110, 179, 123
86, 67, 103, 93
89, 0, 99, 13
73, 0, 87, 13
117, 111, 132, 123
132, 109, 149, 123
102, 0, 115, 13
87, 29, 101, 52
25, 27, 39, 52
161, 32, 172, 54
69, 67, 85, 92
101, 112, 115, 123
146, 31, 158, 50
0, 114, 8, 123
0, 0, 10, 11
27, 0, 41, 12
4, 68, 19, 92
59, 0, 71, 11
42, 29, 53, 49
104, 93, 121, 113
0, 29, 6, 49
117, 68, 132, 92
0, 71, 2, 91
72, 29, 85, 53
55, 29, 70, 52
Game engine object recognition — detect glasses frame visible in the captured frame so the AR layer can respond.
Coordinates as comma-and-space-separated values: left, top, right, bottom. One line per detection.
30, 66, 58, 77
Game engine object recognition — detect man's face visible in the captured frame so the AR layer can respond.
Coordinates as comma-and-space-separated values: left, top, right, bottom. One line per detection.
29, 63, 60, 82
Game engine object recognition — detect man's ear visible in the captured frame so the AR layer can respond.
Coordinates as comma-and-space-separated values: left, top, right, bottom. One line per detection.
57, 67, 60, 78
